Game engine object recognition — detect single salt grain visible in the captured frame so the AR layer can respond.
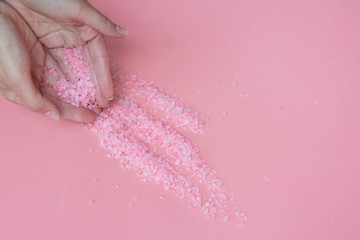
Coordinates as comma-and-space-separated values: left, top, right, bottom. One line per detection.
222, 215, 229, 223
239, 222, 244, 228
89, 147, 93, 152
89, 200, 94, 204
92, 179, 97, 183
232, 82, 237, 88
106, 154, 111, 158
129, 202, 133, 208
264, 176, 271, 182
160, 196, 164, 200
235, 211, 239, 216
115, 185, 120, 189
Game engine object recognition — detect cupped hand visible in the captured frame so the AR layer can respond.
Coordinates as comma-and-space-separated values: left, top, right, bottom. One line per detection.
0, 0, 128, 122
0, 1, 99, 122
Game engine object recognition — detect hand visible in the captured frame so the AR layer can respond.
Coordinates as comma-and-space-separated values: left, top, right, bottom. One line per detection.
0, 0, 128, 122
0, 1, 96, 122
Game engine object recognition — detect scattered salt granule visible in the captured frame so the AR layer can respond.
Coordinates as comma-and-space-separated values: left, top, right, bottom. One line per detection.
89, 147, 93, 152
43, 47, 97, 109
264, 176, 271, 182
92, 178, 97, 183
89, 199, 94, 204
160, 196, 164, 200
222, 215, 229, 223
129, 202, 133, 208
115, 185, 120, 189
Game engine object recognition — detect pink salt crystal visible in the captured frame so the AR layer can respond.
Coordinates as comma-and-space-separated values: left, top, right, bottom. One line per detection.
222, 215, 229, 223
89, 200, 94, 204
89, 147, 93, 152
115, 185, 120, 189
129, 202, 133, 208
43, 47, 97, 109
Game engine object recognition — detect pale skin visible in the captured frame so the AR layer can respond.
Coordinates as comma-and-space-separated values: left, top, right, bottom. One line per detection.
0, 0, 128, 122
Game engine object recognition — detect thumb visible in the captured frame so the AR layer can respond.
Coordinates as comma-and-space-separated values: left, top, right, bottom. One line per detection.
76, 2, 129, 38
15, 77, 60, 122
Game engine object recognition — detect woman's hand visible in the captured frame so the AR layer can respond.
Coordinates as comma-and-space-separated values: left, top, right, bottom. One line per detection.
5, 0, 128, 108
0, 1, 126, 122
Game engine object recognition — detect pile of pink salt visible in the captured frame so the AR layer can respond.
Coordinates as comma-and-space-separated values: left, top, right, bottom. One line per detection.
43, 47, 97, 109
116, 72, 206, 134
44, 47, 244, 222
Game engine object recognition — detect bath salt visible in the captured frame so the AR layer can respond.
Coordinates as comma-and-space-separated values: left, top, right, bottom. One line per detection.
97, 95, 228, 215
46, 49, 238, 221
90, 111, 203, 207
43, 47, 97, 109
116, 72, 206, 134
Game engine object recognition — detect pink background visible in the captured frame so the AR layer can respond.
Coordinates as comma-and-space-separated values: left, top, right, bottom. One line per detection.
1, 0, 360, 239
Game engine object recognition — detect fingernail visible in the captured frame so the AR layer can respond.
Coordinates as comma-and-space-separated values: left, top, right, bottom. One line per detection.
45, 111, 59, 121
116, 26, 129, 36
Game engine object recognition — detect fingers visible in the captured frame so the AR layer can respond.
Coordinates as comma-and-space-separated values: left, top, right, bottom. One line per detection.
81, 43, 109, 107
76, 2, 129, 38
87, 35, 114, 100
0, 10, 60, 121
15, 77, 60, 121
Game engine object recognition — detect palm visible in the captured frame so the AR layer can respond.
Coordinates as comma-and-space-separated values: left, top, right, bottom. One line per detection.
7, 0, 114, 107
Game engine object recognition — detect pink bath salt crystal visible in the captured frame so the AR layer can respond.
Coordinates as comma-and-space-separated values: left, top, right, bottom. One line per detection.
43, 47, 97, 109
91, 108, 203, 207
111, 97, 226, 193
115, 72, 206, 134
222, 215, 229, 223
91, 95, 228, 217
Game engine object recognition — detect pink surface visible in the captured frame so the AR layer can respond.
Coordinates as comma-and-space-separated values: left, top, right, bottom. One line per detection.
1, 0, 360, 239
